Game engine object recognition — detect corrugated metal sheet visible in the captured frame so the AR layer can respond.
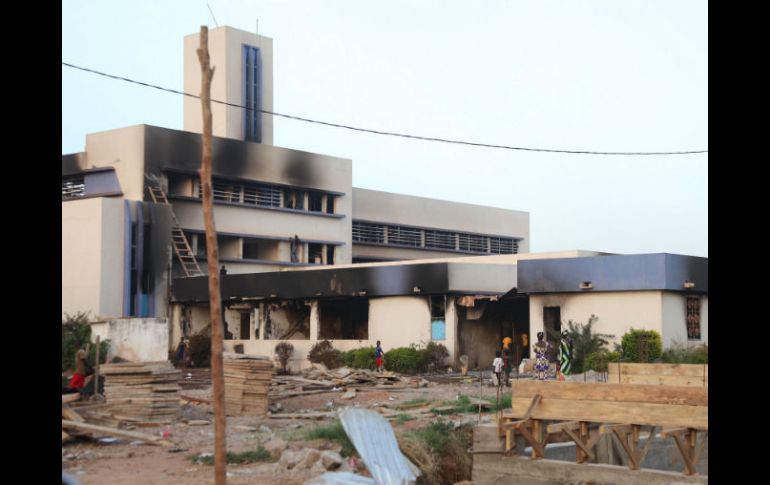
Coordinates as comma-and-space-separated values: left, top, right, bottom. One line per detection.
338, 408, 419, 485
304, 472, 376, 485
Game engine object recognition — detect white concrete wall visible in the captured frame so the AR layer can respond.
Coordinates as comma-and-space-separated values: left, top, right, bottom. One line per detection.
184, 26, 274, 144
529, 291, 665, 348
84, 126, 146, 201
103, 318, 169, 362
662, 292, 709, 347
62, 197, 125, 319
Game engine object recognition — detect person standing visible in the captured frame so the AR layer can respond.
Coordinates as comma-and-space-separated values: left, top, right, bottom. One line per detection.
492, 350, 504, 389
375, 340, 385, 372
559, 330, 573, 379
502, 336, 513, 386
533, 332, 551, 381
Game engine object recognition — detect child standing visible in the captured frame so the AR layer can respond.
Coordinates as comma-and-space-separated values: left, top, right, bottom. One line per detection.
375, 340, 384, 373
492, 350, 504, 388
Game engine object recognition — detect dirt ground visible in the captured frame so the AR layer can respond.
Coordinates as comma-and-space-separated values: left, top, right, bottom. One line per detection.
62, 377, 499, 485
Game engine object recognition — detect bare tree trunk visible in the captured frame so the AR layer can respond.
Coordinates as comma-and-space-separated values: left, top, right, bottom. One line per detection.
197, 26, 226, 485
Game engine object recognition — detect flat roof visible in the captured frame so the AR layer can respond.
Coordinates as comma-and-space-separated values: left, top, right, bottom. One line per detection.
517, 253, 708, 294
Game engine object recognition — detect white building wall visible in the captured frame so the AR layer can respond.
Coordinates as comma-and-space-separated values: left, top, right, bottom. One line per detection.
528, 291, 665, 348
184, 26, 274, 144
62, 197, 125, 319
661, 292, 709, 347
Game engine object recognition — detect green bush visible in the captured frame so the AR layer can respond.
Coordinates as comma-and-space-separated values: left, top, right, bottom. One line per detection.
584, 350, 621, 373
400, 419, 472, 484
187, 327, 211, 368
62, 312, 110, 372
422, 341, 450, 372
341, 346, 376, 369
385, 346, 425, 374
308, 340, 343, 369
303, 419, 355, 457
661, 342, 708, 364
620, 328, 662, 363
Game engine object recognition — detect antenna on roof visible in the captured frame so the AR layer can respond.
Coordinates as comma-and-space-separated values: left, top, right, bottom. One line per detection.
207, 3, 219, 27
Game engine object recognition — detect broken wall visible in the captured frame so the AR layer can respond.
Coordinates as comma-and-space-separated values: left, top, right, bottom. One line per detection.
92, 318, 169, 362
265, 300, 311, 340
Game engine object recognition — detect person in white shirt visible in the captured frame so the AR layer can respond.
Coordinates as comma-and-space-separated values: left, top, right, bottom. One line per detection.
492, 350, 504, 388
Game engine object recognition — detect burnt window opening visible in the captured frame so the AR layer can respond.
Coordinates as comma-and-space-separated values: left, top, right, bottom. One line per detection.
243, 238, 281, 261
283, 189, 304, 210
265, 301, 311, 340
326, 196, 335, 214
240, 311, 251, 340
195, 234, 207, 258
686, 296, 702, 340
542, 306, 561, 362
430, 296, 446, 340
326, 246, 335, 265
62, 175, 85, 199
308, 243, 324, 264
319, 298, 369, 340
166, 173, 194, 197
309, 192, 323, 212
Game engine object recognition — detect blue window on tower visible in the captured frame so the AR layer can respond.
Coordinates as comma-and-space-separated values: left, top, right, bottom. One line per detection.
243, 45, 262, 142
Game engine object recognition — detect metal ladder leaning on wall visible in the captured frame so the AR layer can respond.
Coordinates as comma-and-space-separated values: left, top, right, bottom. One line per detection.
145, 174, 204, 278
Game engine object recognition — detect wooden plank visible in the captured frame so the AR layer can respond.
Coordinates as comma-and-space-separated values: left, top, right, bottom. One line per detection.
610, 375, 708, 387
61, 419, 172, 446
563, 427, 595, 462
512, 397, 708, 429
523, 394, 542, 420
546, 421, 582, 433
62, 406, 84, 422
609, 363, 708, 377
511, 381, 707, 406
62, 393, 80, 404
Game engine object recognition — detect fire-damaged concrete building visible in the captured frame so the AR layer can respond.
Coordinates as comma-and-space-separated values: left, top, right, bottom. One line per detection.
61, 25, 707, 368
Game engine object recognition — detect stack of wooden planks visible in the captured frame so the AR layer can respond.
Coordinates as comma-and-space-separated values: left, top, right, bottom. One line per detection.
100, 361, 181, 422
224, 354, 274, 416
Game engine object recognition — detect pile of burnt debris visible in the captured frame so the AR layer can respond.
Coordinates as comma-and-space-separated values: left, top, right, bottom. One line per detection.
270, 364, 431, 399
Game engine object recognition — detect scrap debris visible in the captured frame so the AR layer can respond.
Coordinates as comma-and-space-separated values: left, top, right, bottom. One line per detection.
271, 365, 430, 399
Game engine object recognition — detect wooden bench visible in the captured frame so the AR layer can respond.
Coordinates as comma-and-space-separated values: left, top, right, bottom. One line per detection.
499, 381, 707, 475
608, 363, 708, 387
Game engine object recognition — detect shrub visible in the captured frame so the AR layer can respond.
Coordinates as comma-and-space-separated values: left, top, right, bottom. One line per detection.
547, 316, 614, 374
193, 445, 274, 465
620, 328, 662, 363
661, 342, 708, 364
422, 341, 450, 373
585, 350, 621, 373
385, 346, 425, 374
62, 312, 110, 372
308, 340, 343, 369
274, 341, 294, 374
342, 346, 376, 369
188, 327, 211, 368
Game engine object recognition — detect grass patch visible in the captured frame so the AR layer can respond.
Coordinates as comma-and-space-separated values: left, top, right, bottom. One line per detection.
393, 413, 416, 425
303, 419, 355, 457
398, 419, 472, 485
192, 445, 274, 465
398, 398, 430, 409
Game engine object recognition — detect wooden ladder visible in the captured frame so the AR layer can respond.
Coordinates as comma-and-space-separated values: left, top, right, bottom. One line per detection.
145, 175, 204, 278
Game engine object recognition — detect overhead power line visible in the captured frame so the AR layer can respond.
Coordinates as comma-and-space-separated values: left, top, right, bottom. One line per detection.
62, 61, 707, 156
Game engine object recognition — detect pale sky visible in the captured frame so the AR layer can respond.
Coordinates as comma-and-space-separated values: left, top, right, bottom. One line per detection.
62, 0, 708, 257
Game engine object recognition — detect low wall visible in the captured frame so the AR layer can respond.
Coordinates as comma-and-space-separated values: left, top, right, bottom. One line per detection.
92, 318, 169, 362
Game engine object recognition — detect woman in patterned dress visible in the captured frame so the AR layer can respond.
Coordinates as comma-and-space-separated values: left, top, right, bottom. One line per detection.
533, 332, 550, 380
